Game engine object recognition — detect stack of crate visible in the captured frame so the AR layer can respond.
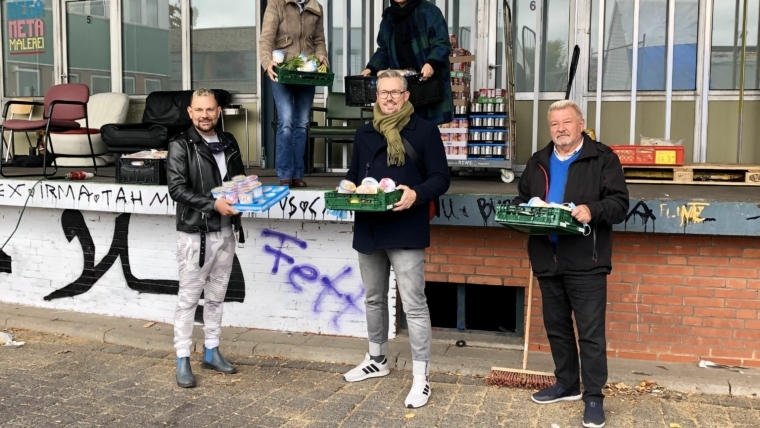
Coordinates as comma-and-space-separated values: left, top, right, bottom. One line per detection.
467, 88, 510, 161
440, 51, 475, 161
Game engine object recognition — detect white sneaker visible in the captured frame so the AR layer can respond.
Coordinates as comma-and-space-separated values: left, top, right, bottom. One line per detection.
343, 353, 390, 382
404, 374, 431, 408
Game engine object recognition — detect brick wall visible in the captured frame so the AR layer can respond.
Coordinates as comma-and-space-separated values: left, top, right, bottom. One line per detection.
425, 225, 760, 368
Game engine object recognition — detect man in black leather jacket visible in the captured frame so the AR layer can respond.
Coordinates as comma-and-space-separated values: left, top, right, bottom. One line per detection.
166, 88, 246, 388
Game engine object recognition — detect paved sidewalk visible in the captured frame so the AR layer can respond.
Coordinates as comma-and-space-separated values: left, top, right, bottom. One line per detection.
2, 303, 759, 399
2, 330, 760, 428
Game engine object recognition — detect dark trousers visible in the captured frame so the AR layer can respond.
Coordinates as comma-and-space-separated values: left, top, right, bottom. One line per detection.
538, 273, 607, 402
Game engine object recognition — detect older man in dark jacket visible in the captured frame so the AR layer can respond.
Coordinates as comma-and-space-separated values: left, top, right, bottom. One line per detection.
341, 70, 450, 409
166, 88, 246, 388
514, 100, 629, 428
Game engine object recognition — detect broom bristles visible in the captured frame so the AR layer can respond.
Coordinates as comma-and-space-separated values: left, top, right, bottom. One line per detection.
486, 369, 556, 390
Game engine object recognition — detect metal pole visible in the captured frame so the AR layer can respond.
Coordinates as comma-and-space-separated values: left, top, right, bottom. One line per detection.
531, 0, 543, 154
595, 0, 605, 140
737, 0, 748, 164
629, 0, 640, 145
665, 0, 675, 140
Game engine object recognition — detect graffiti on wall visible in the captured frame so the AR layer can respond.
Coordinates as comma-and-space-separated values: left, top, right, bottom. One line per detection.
261, 229, 365, 330
659, 202, 716, 231
625, 201, 657, 232
44, 210, 246, 317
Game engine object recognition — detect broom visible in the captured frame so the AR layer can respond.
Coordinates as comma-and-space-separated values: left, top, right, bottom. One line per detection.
486, 269, 556, 389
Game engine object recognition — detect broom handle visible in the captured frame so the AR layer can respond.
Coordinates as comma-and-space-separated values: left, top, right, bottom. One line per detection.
522, 269, 535, 371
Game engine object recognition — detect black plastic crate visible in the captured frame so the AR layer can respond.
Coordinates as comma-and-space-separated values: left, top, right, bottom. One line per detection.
115, 157, 167, 185
344, 73, 444, 107
345, 76, 377, 106
408, 73, 445, 107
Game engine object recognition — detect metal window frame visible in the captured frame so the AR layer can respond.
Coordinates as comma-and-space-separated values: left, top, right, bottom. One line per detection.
629, 0, 640, 145
531, 0, 543, 153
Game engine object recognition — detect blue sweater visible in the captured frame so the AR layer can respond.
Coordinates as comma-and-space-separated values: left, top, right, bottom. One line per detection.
547, 150, 581, 245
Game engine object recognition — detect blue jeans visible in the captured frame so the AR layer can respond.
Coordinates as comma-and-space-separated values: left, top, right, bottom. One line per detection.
271, 81, 315, 181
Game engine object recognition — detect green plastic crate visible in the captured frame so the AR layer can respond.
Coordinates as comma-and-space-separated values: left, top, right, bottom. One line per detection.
324, 190, 402, 212
494, 205, 587, 235
275, 67, 335, 86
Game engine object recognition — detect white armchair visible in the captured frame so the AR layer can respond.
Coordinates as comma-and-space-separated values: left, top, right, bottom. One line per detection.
49, 92, 129, 167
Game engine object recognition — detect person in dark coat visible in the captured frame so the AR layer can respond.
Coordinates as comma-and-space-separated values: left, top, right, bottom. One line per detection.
361, 0, 453, 125
514, 100, 629, 428
341, 70, 450, 409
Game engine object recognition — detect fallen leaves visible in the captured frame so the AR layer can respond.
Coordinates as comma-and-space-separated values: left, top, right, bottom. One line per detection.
405, 413, 415, 419
143, 322, 156, 328
603, 379, 690, 401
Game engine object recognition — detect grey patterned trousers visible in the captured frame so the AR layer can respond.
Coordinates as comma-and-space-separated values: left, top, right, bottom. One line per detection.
173, 229, 236, 358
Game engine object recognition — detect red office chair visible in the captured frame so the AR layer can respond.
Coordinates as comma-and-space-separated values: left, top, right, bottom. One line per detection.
0, 83, 97, 177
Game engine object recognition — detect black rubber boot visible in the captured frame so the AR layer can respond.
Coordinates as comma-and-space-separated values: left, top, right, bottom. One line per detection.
176, 357, 196, 388
201, 346, 236, 374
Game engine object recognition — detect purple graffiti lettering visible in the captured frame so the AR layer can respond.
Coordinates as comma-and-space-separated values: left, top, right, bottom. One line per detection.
287, 264, 318, 292
261, 229, 307, 274
315, 266, 365, 329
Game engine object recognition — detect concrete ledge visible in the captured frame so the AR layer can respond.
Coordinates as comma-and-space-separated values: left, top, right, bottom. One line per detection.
2, 302, 759, 397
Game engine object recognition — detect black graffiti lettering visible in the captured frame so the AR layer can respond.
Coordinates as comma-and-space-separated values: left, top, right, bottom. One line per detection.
130, 191, 143, 205
299, 200, 309, 217
460, 205, 469, 217
9, 184, 24, 198
78, 185, 92, 202
279, 198, 288, 219
477, 198, 495, 226
309, 197, 319, 219
150, 193, 169, 207
441, 198, 459, 220
44, 209, 246, 304
625, 201, 656, 233
748, 215, 760, 221
100, 190, 112, 206
0, 184, 4, 198
58, 185, 75, 201
288, 197, 297, 218
115, 188, 127, 205
0, 249, 11, 274
45, 184, 58, 199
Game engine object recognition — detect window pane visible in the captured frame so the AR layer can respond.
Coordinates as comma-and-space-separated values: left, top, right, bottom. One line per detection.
711, 0, 760, 90
349, 0, 366, 77
2, 0, 54, 96
514, 0, 570, 92
123, 0, 180, 95
590, 0, 698, 92
67, 1, 111, 94
329, 0, 344, 93
447, 0, 475, 52
191, 0, 257, 94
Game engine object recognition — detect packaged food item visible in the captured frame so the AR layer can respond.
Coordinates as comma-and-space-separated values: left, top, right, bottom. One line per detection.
211, 186, 225, 199
338, 180, 356, 194
355, 184, 378, 194
361, 177, 379, 187
379, 178, 396, 193
272, 50, 285, 63
223, 188, 239, 204
237, 187, 254, 204
251, 181, 264, 200
244, 175, 259, 185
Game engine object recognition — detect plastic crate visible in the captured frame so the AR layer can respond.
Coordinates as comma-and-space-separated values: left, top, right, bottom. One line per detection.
324, 190, 402, 212
275, 67, 335, 86
115, 157, 166, 185
231, 186, 290, 213
494, 205, 586, 235
610, 145, 685, 166
408, 74, 444, 107
345, 76, 377, 106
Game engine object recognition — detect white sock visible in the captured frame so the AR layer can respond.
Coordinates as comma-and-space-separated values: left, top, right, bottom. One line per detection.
176, 348, 191, 359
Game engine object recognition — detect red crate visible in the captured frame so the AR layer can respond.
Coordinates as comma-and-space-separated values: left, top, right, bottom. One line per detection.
610, 145, 685, 166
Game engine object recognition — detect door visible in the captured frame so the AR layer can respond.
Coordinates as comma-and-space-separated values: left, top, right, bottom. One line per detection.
59, 0, 111, 92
